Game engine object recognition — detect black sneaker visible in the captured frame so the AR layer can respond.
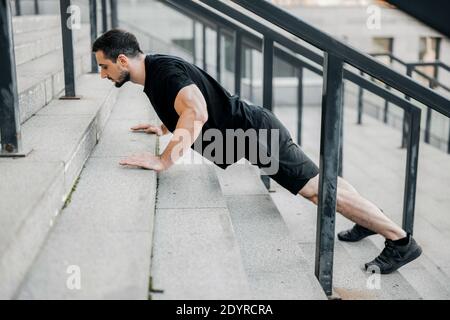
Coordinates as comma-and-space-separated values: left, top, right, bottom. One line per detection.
337, 224, 376, 242
364, 235, 422, 274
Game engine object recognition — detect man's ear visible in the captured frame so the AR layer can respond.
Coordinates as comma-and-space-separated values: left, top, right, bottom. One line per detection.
117, 54, 129, 67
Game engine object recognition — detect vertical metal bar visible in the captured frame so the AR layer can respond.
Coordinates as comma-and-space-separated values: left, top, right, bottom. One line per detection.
234, 30, 242, 96
202, 24, 207, 71
192, 20, 197, 64
0, 0, 23, 156
59, 0, 77, 98
424, 102, 432, 144
339, 80, 344, 177
401, 66, 413, 148
402, 108, 421, 235
261, 35, 274, 190
262, 36, 273, 111
101, 0, 108, 33
89, 0, 98, 73
424, 64, 439, 144
110, 0, 118, 29
34, 0, 39, 15
15, 0, 21, 16
315, 52, 343, 297
383, 87, 389, 124
216, 26, 221, 83
357, 71, 363, 125
249, 48, 254, 102
297, 67, 303, 146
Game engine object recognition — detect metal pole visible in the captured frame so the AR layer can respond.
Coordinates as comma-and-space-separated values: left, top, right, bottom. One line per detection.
59, 0, 78, 99
34, 0, 39, 14
402, 108, 421, 235
234, 29, 242, 96
15, 0, 21, 16
339, 81, 344, 177
89, 0, 98, 73
357, 71, 363, 125
315, 52, 343, 297
202, 24, 207, 71
297, 67, 303, 146
101, 0, 108, 33
192, 20, 197, 64
262, 36, 273, 111
110, 0, 118, 29
261, 35, 274, 190
216, 26, 221, 83
249, 48, 254, 102
0, 0, 25, 157
401, 66, 413, 148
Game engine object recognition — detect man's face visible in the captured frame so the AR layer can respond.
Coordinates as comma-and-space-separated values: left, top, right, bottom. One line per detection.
95, 50, 131, 88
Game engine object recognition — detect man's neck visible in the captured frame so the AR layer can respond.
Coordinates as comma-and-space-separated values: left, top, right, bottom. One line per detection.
130, 53, 147, 86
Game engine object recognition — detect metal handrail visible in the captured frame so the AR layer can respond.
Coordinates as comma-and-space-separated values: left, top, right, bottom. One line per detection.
371, 52, 450, 151
225, 0, 450, 117
159, 0, 428, 296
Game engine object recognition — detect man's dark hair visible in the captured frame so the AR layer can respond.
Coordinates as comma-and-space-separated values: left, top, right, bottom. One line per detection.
92, 29, 143, 61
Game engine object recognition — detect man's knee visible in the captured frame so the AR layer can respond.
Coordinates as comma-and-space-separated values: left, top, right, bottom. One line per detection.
298, 174, 319, 202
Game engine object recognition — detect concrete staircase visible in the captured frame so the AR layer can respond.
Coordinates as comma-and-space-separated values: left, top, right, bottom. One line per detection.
15, 84, 157, 299
0, 15, 115, 299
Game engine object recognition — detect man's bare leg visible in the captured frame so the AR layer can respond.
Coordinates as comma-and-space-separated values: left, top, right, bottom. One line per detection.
298, 174, 406, 240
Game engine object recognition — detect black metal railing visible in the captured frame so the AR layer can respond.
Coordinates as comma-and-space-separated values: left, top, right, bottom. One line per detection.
370, 52, 450, 153
158, 0, 450, 296
1, 0, 118, 156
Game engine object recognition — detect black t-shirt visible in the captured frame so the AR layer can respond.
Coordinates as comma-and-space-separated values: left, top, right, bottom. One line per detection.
143, 54, 265, 167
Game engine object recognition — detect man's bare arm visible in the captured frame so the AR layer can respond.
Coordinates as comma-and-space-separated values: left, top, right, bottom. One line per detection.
120, 84, 207, 171
159, 84, 208, 169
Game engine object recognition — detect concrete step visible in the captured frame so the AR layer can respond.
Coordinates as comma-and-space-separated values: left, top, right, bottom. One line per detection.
14, 21, 89, 66
16, 24, 92, 124
151, 162, 251, 300
215, 162, 327, 299
12, 15, 60, 35
0, 74, 118, 299
16, 84, 157, 299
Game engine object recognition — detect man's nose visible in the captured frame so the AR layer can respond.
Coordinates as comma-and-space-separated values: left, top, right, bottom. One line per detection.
100, 70, 107, 79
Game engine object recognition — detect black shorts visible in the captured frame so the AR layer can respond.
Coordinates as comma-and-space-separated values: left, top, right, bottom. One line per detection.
246, 108, 319, 195
195, 107, 319, 195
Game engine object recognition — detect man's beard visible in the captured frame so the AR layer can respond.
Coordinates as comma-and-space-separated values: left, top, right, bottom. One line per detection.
115, 70, 131, 88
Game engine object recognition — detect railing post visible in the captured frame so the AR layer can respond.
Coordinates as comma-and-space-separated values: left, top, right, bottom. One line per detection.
89, 0, 98, 73
0, 0, 26, 157
357, 71, 363, 125
234, 29, 242, 96
202, 24, 207, 71
216, 26, 221, 83
192, 20, 197, 64
402, 108, 421, 235
339, 80, 344, 177
110, 0, 118, 29
401, 66, 413, 148
248, 48, 254, 102
101, 0, 108, 33
297, 67, 303, 146
59, 0, 79, 99
34, 0, 39, 15
260, 35, 274, 190
15, 0, 21, 16
315, 52, 343, 297
383, 85, 390, 124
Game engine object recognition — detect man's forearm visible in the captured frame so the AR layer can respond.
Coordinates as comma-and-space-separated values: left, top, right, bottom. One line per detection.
159, 111, 205, 169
